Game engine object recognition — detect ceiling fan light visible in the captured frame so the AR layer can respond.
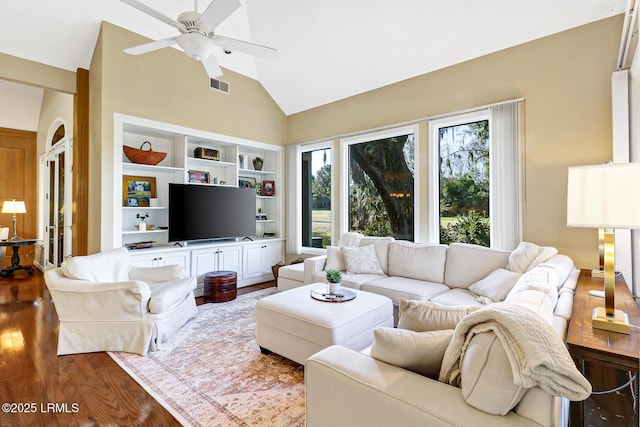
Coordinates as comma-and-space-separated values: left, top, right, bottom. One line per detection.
176, 33, 212, 60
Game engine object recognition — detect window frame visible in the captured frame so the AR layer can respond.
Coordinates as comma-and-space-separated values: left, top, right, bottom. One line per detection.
340, 124, 419, 239
299, 141, 334, 254
428, 110, 490, 244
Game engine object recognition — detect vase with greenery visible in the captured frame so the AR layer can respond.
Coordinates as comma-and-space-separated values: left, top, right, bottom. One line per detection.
136, 212, 149, 231
325, 269, 342, 294
253, 157, 264, 171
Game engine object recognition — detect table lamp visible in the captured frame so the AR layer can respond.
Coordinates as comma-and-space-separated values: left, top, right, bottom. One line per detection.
566, 162, 640, 334
1, 199, 27, 241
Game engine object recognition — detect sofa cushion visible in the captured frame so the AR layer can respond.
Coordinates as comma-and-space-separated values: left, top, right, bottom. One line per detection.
358, 236, 395, 273
444, 243, 510, 289
342, 245, 384, 275
398, 299, 480, 332
460, 330, 527, 415
537, 254, 575, 288
370, 327, 454, 378
429, 288, 484, 307
468, 268, 521, 303
61, 247, 130, 283
507, 242, 557, 273
277, 262, 306, 282
314, 271, 384, 290
325, 246, 346, 271
388, 241, 447, 283
362, 277, 449, 306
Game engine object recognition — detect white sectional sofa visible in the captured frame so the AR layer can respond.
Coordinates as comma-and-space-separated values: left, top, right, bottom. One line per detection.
297, 236, 582, 426
301, 238, 578, 335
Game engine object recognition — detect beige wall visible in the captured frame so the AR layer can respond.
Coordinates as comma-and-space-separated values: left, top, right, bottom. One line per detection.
89, 22, 287, 252
286, 15, 622, 269
0, 52, 75, 94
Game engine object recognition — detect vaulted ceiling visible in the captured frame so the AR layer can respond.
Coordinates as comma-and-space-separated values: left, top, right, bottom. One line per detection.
0, 0, 627, 120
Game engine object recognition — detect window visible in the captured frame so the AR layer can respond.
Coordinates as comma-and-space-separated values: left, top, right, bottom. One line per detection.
301, 146, 332, 249
342, 127, 416, 241
429, 101, 523, 250
437, 117, 490, 246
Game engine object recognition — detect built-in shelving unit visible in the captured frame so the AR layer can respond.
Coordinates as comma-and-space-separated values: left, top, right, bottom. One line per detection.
111, 114, 285, 290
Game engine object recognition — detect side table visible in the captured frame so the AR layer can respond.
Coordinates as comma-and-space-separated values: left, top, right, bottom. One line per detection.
203, 270, 237, 303
0, 239, 39, 277
566, 269, 639, 426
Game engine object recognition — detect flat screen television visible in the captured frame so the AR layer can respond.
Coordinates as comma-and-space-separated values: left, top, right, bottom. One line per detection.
169, 183, 256, 242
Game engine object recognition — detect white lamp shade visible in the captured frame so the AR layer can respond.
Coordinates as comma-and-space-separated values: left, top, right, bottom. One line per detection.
1, 200, 26, 214
567, 163, 640, 229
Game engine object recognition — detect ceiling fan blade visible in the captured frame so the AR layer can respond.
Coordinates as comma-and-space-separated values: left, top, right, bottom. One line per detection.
119, 0, 185, 31
199, 0, 241, 30
201, 55, 223, 78
123, 37, 178, 55
212, 36, 277, 58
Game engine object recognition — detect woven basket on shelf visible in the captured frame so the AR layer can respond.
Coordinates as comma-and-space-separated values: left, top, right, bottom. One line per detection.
123, 141, 167, 166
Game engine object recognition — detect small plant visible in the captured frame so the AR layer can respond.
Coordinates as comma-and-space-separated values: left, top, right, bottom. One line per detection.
253, 157, 264, 171
253, 156, 263, 163
325, 269, 342, 284
136, 213, 149, 221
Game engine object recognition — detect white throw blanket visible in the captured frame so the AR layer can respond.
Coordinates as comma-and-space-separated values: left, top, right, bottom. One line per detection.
438, 302, 591, 401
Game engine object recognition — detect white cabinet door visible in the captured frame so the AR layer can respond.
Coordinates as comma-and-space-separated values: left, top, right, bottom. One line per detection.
157, 252, 189, 271
129, 252, 157, 268
191, 248, 218, 283
261, 240, 284, 276
243, 244, 264, 280
129, 251, 189, 271
218, 245, 242, 280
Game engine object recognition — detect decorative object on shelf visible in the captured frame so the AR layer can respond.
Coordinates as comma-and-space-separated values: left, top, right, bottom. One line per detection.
325, 269, 343, 294
262, 180, 275, 196
263, 232, 276, 238
194, 147, 220, 161
253, 157, 264, 171
123, 175, 157, 207
125, 241, 155, 250
1, 199, 27, 240
123, 141, 167, 165
136, 213, 150, 231
239, 176, 256, 188
255, 184, 262, 195
238, 154, 248, 169
149, 198, 160, 207
189, 170, 210, 184
126, 196, 139, 207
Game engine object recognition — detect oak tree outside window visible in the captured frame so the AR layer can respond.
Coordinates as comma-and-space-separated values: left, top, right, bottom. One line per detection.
344, 129, 415, 241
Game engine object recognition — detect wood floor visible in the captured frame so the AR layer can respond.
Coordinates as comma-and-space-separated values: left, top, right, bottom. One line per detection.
0, 270, 273, 426
1, 270, 637, 426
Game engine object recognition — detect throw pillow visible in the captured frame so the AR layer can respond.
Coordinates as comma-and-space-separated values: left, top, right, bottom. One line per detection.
398, 299, 480, 332
342, 245, 384, 275
469, 268, 521, 303
460, 331, 527, 415
325, 246, 346, 271
370, 327, 454, 378
507, 242, 540, 273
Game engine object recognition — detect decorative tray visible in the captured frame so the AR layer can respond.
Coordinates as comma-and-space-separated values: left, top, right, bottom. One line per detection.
125, 241, 155, 250
310, 284, 356, 302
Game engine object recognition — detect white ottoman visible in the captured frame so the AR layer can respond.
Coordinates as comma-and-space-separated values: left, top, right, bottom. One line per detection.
255, 284, 393, 364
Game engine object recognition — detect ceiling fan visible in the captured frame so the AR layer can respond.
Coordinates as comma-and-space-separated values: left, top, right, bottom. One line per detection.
119, 0, 277, 78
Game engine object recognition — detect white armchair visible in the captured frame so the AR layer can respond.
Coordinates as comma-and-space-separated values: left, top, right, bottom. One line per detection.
44, 247, 197, 356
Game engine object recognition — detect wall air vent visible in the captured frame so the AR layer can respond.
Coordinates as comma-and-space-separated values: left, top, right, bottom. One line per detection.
209, 78, 230, 94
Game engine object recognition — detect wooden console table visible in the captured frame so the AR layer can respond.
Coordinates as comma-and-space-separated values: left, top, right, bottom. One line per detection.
566, 269, 639, 426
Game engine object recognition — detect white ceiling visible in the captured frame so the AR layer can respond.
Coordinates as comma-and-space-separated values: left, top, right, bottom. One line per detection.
0, 0, 627, 118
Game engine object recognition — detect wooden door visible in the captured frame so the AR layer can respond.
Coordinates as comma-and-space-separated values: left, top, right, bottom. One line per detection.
0, 127, 36, 266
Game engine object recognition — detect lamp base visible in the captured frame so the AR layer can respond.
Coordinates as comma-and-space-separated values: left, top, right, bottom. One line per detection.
591, 268, 605, 278
592, 306, 630, 334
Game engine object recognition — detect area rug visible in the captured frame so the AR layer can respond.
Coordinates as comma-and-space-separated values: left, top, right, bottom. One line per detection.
108, 288, 305, 427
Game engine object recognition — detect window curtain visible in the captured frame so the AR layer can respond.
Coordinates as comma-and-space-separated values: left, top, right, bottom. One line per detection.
286, 144, 301, 254
489, 100, 524, 251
